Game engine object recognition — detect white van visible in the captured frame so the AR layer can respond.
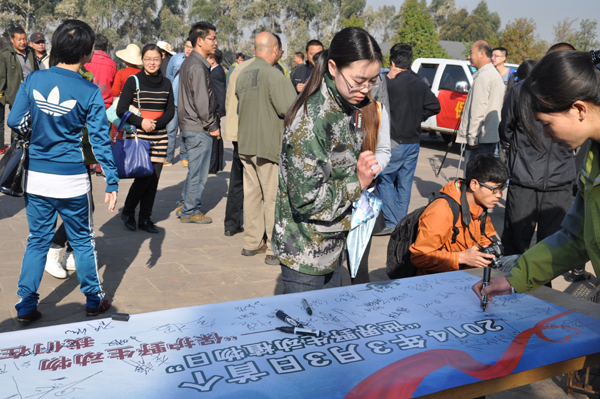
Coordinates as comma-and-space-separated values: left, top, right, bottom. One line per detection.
411, 58, 518, 142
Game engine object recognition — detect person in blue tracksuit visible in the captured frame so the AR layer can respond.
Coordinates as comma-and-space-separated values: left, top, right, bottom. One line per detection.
7, 19, 119, 323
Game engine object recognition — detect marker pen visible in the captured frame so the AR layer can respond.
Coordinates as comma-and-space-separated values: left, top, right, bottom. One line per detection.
277, 326, 323, 337
276, 310, 304, 328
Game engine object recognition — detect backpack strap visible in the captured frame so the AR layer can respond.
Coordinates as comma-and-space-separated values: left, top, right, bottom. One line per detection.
440, 194, 460, 244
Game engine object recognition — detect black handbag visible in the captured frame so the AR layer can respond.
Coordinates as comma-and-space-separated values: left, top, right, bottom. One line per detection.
0, 137, 29, 197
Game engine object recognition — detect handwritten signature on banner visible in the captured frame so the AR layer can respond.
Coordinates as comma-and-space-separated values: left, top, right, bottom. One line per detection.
0, 272, 598, 398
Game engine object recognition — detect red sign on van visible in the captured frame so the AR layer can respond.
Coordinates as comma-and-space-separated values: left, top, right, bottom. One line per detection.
436, 90, 467, 130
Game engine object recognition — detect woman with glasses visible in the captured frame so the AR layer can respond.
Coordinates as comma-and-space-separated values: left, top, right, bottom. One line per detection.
273, 27, 384, 293
117, 44, 175, 233
474, 50, 600, 300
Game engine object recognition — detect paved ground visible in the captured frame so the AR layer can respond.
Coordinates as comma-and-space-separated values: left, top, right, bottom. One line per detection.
0, 133, 597, 397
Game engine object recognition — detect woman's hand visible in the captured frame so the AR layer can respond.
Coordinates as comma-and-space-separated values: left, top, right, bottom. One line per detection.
356, 151, 380, 190
105, 191, 118, 212
141, 119, 157, 132
472, 277, 513, 302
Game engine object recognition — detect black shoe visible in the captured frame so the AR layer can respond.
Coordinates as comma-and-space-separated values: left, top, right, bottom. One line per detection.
373, 227, 394, 236
122, 214, 136, 231
224, 227, 244, 237
17, 310, 42, 323
138, 219, 158, 234
565, 271, 589, 283
86, 300, 111, 317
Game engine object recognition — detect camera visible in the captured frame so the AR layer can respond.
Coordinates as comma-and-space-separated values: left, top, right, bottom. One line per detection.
480, 241, 504, 268
591, 50, 600, 66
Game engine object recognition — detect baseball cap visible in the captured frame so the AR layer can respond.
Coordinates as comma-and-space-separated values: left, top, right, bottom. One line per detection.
29, 33, 46, 43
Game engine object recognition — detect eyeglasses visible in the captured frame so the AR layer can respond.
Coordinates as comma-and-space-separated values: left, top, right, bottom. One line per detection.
143, 58, 161, 63
204, 36, 217, 42
184, 45, 193, 49
478, 181, 507, 194
339, 70, 381, 92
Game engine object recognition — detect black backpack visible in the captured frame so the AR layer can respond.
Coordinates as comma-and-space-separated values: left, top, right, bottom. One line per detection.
385, 185, 487, 279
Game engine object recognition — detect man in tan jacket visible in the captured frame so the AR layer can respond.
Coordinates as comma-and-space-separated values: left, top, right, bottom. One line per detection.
455, 40, 505, 165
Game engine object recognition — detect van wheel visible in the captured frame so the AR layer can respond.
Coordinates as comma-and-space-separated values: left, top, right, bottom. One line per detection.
442, 134, 455, 144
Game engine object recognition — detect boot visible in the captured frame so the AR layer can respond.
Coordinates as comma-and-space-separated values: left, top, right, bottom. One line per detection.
45, 247, 67, 279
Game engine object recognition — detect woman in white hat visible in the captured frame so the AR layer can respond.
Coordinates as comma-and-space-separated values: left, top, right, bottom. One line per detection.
156, 40, 175, 76
111, 43, 143, 98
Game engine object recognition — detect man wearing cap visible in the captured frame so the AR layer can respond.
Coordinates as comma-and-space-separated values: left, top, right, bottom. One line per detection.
84, 33, 117, 109
29, 32, 49, 69
0, 25, 38, 149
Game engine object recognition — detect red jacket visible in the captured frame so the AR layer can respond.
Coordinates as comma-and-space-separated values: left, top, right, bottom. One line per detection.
85, 50, 117, 108
111, 67, 141, 98
410, 179, 495, 275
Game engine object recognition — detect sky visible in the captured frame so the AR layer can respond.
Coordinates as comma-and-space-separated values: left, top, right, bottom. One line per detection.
366, 0, 600, 45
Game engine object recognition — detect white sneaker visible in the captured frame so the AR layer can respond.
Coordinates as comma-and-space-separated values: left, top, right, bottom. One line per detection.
62, 250, 76, 271
45, 248, 68, 279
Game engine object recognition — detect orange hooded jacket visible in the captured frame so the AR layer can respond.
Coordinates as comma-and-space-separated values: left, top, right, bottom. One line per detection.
409, 179, 496, 275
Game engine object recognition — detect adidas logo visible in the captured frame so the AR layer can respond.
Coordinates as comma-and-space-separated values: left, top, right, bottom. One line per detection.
33, 87, 77, 116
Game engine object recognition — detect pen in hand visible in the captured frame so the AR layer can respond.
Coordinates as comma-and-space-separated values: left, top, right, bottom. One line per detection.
481, 266, 491, 312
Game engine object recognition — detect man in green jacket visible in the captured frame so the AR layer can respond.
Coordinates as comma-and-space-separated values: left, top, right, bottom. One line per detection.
0, 25, 39, 148
236, 32, 296, 265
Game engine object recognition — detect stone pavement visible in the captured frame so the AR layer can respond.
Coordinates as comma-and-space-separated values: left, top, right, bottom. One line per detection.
0, 134, 597, 397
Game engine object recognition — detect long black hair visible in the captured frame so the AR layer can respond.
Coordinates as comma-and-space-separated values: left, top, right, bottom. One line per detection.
283, 27, 382, 128
519, 51, 600, 149
49, 20, 95, 67
504, 59, 536, 102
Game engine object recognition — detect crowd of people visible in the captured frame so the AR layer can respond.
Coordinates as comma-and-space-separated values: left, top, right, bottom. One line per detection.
0, 19, 598, 323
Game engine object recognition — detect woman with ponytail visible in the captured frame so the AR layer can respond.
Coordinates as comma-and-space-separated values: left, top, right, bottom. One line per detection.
473, 50, 600, 299
273, 27, 385, 293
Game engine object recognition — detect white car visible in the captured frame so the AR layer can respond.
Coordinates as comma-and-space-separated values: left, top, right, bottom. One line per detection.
411, 58, 518, 143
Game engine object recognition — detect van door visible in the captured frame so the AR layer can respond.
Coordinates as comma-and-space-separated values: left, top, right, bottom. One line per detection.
435, 64, 471, 131
416, 63, 441, 130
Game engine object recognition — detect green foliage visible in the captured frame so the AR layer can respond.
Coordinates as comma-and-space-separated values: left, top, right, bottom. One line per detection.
395, 0, 448, 59
493, 17, 547, 63
342, 14, 363, 28
438, 0, 499, 43
553, 18, 599, 51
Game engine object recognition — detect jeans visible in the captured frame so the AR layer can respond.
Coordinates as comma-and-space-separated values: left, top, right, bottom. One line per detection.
165, 109, 187, 163
376, 143, 420, 229
281, 262, 342, 294
17, 192, 104, 316
179, 130, 212, 217
465, 142, 499, 165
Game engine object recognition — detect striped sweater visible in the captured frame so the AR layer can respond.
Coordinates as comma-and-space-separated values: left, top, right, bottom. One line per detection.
116, 70, 175, 162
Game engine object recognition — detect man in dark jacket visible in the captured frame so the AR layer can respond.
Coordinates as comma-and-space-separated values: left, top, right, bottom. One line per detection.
290, 39, 323, 93
176, 21, 220, 224
376, 44, 440, 234
0, 25, 38, 148
208, 49, 226, 173
500, 81, 577, 258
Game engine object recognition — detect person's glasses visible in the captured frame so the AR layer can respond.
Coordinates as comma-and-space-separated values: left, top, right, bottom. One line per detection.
204, 36, 217, 42
143, 58, 161, 63
339, 70, 381, 92
185, 45, 193, 50
478, 181, 507, 194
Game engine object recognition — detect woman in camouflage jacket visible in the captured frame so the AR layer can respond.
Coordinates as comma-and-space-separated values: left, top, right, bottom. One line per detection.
273, 28, 384, 293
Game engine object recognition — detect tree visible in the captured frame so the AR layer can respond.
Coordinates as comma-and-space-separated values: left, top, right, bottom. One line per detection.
493, 18, 546, 63
553, 17, 599, 51
395, 0, 448, 59
342, 14, 363, 29
438, 1, 499, 43
428, 0, 455, 33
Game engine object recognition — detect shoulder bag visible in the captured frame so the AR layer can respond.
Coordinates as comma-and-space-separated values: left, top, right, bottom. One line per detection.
106, 75, 141, 133
111, 111, 153, 179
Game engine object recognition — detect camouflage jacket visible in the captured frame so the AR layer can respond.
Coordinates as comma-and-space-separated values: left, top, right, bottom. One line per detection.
273, 73, 366, 275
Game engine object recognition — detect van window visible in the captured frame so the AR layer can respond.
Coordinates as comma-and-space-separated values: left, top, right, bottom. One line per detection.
417, 64, 438, 88
439, 65, 470, 92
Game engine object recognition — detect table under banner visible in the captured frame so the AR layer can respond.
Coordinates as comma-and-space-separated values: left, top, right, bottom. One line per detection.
1, 271, 599, 398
